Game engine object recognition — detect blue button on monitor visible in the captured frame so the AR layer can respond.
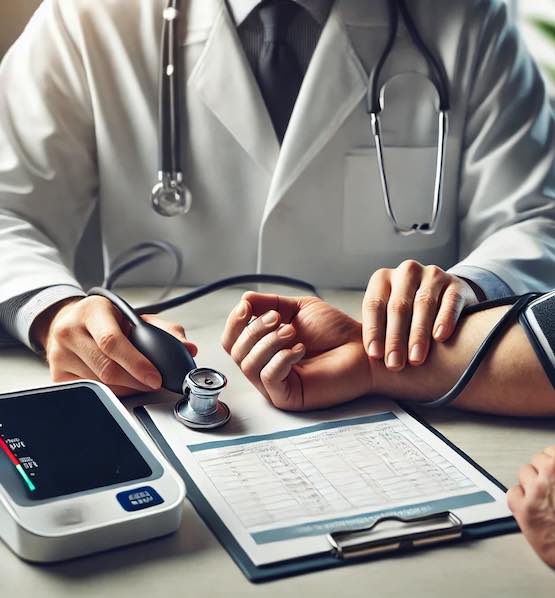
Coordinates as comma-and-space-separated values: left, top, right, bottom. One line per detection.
117, 486, 164, 512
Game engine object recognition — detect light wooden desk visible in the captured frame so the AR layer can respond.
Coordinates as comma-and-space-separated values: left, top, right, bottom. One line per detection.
0, 288, 553, 597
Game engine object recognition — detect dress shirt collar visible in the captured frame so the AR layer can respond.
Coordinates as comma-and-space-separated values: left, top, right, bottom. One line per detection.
226, 0, 333, 27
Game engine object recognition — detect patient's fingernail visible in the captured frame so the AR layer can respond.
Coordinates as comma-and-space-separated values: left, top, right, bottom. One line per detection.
387, 351, 402, 369
263, 311, 278, 325
368, 340, 380, 358
410, 344, 424, 363
278, 325, 294, 338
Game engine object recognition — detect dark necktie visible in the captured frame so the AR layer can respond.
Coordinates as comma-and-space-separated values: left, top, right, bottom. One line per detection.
256, 0, 303, 143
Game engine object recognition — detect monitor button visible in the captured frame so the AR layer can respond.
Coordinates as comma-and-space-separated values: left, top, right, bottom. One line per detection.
117, 486, 164, 512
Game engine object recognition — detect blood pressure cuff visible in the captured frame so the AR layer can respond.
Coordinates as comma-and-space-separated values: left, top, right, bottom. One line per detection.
519, 290, 555, 389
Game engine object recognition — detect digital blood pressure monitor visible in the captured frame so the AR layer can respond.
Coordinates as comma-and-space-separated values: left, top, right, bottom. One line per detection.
0, 381, 185, 562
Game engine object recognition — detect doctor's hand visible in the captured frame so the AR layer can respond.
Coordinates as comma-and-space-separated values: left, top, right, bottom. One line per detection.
221, 292, 373, 411
363, 261, 479, 371
507, 446, 555, 570
31, 296, 197, 397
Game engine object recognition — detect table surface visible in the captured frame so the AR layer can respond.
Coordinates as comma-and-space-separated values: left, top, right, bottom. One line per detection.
0, 288, 553, 597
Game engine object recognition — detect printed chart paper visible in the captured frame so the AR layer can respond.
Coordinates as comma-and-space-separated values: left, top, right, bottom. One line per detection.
144, 398, 511, 566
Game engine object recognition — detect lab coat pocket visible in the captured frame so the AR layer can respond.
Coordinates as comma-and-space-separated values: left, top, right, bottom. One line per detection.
343, 147, 439, 256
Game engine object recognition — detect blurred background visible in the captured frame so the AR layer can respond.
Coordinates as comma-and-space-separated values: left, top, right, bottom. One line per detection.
0, 1, 553, 90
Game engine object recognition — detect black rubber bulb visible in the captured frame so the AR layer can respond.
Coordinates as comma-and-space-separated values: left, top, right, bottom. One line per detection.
87, 287, 196, 395
129, 320, 197, 394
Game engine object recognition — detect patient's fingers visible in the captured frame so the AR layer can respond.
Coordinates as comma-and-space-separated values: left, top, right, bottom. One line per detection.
221, 299, 253, 352
240, 325, 297, 395
229, 311, 281, 365
260, 344, 306, 409
241, 292, 300, 322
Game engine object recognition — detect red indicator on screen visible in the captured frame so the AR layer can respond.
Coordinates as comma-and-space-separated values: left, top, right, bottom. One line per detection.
0, 436, 36, 492
0, 436, 20, 466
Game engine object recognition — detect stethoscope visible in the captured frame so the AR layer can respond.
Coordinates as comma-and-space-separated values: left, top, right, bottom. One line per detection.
150, 0, 451, 235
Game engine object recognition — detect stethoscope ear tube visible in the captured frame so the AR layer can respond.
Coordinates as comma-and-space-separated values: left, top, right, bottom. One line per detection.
152, 0, 192, 217
367, 0, 451, 236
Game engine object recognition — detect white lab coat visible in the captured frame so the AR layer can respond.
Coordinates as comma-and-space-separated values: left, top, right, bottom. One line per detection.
0, 0, 554, 305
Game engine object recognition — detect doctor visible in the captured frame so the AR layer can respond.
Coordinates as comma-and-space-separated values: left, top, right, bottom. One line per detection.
0, 0, 554, 395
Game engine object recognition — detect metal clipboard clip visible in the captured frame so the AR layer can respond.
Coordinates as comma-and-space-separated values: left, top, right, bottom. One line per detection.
328, 511, 463, 560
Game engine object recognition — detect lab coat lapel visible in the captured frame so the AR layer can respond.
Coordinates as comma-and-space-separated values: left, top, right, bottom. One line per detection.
262, 3, 368, 219
188, 1, 279, 175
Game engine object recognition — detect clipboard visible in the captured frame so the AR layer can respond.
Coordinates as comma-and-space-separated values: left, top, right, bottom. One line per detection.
135, 406, 518, 583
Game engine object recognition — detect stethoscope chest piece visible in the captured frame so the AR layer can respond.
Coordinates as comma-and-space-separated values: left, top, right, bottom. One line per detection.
174, 368, 231, 429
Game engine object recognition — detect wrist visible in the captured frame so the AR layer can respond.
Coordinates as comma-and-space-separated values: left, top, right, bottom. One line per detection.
30, 297, 82, 351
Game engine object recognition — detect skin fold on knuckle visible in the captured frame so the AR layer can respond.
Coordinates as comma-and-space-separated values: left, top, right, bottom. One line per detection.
95, 356, 121, 386
51, 316, 78, 345
385, 333, 405, 353
442, 287, 464, 310
260, 365, 282, 398
240, 356, 261, 381
364, 294, 387, 312
409, 324, 430, 344
96, 329, 122, 355
414, 288, 437, 310
364, 325, 382, 342
230, 343, 247, 365
388, 297, 412, 317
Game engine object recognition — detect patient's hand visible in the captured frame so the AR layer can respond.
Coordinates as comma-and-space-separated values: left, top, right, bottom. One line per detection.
507, 445, 555, 570
221, 292, 374, 411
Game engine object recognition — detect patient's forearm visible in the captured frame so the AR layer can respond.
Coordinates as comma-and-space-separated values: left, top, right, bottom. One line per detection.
371, 307, 555, 416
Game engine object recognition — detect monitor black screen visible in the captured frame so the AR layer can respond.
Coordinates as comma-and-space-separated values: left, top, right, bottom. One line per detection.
0, 386, 152, 501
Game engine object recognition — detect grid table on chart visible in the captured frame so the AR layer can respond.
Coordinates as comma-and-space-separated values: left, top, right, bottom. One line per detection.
193, 418, 477, 529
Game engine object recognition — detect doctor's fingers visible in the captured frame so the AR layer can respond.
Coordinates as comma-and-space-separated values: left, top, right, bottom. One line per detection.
81, 304, 163, 390
407, 269, 446, 366
432, 279, 477, 342
384, 262, 425, 371
362, 270, 392, 360
51, 295, 162, 389
49, 352, 151, 397
49, 341, 155, 393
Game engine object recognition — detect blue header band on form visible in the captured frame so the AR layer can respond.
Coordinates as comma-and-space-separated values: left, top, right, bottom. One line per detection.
187, 412, 397, 452
251, 491, 495, 544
